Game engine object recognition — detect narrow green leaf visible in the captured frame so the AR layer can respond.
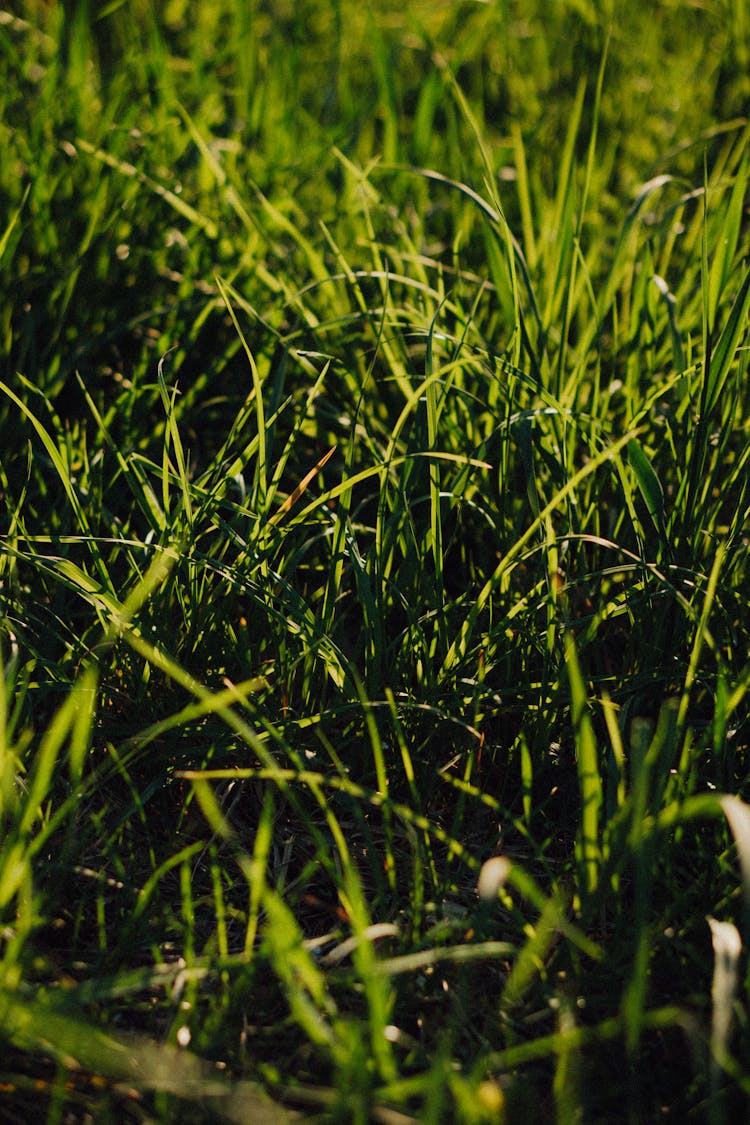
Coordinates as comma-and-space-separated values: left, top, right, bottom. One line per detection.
652, 274, 686, 374
262, 886, 339, 1050
0, 184, 29, 264
627, 437, 667, 549
707, 148, 748, 326
565, 634, 602, 898
705, 262, 750, 416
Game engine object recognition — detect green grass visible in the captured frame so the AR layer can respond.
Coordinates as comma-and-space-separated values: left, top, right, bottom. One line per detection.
1, 0, 750, 1120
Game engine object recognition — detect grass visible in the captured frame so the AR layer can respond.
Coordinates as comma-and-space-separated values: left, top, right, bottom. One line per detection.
1, 0, 750, 1120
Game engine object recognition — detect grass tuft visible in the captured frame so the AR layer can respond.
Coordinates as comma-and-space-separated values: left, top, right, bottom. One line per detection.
1, 1, 750, 1119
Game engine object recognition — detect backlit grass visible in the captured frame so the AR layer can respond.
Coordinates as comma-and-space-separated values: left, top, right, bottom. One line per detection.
1, 2, 750, 1121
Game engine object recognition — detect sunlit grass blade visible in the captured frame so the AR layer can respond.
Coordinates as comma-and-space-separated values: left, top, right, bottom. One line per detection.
0, 378, 114, 592
442, 428, 636, 673
703, 263, 750, 416
707, 145, 749, 331
157, 350, 194, 531
75, 137, 220, 239
0, 985, 292, 1125
215, 275, 270, 512
0, 183, 29, 265
261, 884, 342, 1054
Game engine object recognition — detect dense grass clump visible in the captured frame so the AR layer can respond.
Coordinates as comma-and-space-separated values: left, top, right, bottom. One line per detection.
1, 1, 750, 1120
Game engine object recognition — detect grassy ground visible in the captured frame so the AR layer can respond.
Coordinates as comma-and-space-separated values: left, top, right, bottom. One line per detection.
1, 1, 750, 1120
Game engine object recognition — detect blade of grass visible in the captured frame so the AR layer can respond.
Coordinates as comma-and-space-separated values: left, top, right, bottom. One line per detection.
565, 633, 602, 901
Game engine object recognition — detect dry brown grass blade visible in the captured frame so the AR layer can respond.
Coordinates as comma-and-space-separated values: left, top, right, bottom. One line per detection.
269, 446, 336, 526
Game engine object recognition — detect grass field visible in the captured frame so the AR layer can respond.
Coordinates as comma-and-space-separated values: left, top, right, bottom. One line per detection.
2, 1, 750, 1120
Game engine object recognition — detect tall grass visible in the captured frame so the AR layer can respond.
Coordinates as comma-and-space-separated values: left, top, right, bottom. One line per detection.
1, 1, 749, 1120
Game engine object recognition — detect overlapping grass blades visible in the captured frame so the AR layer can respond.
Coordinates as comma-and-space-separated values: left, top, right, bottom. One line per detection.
1, 0, 750, 1119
